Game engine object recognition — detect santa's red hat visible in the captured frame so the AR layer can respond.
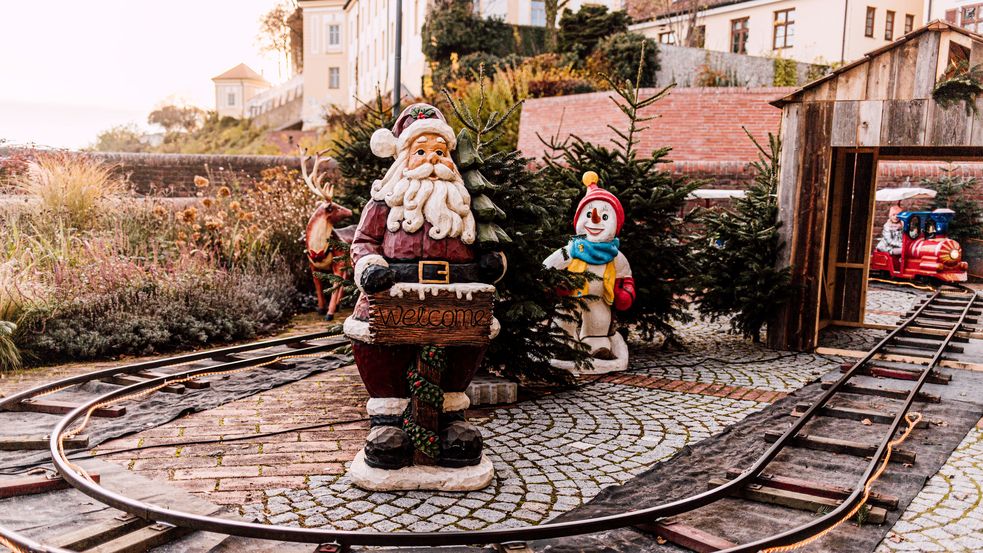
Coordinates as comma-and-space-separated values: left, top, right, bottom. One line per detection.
574, 171, 625, 235
370, 103, 457, 158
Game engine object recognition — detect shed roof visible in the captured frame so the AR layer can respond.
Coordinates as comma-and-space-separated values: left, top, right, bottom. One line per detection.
212, 63, 269, 83
772, 20, 983, 108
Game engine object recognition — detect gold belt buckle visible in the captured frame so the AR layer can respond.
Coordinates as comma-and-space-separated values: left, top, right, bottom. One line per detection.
419, 260, 451, 284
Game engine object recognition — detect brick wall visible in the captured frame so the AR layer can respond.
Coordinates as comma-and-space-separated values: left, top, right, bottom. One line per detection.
0, 149, 326, 196
517, 87, 794, 163
89, 152, 305, 196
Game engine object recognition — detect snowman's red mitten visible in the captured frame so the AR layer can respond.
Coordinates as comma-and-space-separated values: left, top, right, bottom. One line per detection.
613, 277, 635, 311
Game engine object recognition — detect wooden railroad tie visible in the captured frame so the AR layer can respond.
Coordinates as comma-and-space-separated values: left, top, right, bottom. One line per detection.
763, 430, 917, 465
101, 374, 185, 394
792, 403, 929, 429
898, 329, 969, 343
816, 347, 983, 373
820, 381, 941, 403
839, 362, 951, 384
0, 473, 100, 499
0, 435, 89, 451
84, 522, 190, 553
636, 518, 737, 553
137, 370, 210, 389
890, 337, 964, 354
707, 477, 888, 524
723, 468, 899, 510
48, 513, 149, 551
10, 399, 125, 418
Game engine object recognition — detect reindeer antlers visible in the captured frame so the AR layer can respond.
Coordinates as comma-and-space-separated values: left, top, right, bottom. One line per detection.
299, 147, 335, 201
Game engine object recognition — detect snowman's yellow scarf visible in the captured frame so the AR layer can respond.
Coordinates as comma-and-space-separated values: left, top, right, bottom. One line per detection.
567, 237, 618, 305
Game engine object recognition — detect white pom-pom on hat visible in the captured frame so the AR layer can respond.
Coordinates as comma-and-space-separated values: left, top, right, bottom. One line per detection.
370, 128, 398, 158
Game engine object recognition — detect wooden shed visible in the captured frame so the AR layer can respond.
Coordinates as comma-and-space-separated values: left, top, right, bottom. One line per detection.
767, 20, 983, 352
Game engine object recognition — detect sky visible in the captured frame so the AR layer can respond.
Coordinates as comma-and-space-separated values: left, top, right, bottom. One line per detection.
0, 0, 285, 149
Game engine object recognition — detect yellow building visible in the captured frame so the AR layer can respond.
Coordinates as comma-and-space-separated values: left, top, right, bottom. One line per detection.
211, 63, 271, 119
631, 0, 925, 65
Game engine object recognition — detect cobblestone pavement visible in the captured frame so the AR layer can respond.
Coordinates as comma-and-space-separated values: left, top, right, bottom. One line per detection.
877, 420, 983, 552
864, 283, 928, 326
100, 314, 841, 532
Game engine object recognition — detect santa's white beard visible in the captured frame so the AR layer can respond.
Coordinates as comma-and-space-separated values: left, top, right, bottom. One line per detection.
370, 156, 476, 243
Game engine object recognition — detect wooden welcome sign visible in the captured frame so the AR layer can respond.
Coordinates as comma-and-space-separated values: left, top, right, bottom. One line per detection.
368, 283, 495, 346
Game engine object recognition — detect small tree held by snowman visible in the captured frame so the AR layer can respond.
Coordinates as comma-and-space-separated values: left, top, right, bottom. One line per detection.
544, 171, 635, 374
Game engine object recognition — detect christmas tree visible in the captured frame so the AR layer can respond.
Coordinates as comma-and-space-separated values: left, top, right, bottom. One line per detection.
693, 130, 793, 343
539, 50, 697, 345
922, 165, 983, 244
442, 81, 591, 383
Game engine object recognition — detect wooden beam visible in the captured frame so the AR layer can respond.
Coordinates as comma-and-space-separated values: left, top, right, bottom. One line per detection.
11, 400, 125, 418
637, 519, 736, 553
0, 435, 89, 450
0, 473, 100, 499
763, 431, 917, 464
792, 402, 930, 428
86, 523, 190, 553
815, 347, 983, 372
724, 468, 899, 510
838, 362, 951, 384
820, 381, 941, 403
48, 513, 148, 550
708, 478, 887, 524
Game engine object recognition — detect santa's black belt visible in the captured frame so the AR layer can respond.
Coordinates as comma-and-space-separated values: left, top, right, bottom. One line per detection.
388, 261, 479, 284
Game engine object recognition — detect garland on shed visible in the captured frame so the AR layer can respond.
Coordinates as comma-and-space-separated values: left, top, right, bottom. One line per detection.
932, 60, 983, 116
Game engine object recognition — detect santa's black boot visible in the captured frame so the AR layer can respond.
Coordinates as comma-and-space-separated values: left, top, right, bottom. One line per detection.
364, 426, 413, 469
437, 420, 483, 468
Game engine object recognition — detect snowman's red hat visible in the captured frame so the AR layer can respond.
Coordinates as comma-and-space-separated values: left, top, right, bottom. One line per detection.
574, 171, 625, 235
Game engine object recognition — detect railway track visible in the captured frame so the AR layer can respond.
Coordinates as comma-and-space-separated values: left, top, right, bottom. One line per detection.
0, 285, 977, 553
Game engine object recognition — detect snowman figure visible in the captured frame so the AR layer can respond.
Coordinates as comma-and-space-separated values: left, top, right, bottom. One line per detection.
544, 171, 635, 374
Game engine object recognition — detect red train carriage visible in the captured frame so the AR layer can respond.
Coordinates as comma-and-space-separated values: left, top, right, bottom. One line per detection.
870, 209, 968, 282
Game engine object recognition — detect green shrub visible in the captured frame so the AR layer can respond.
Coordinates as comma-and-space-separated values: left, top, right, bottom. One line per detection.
17, 262, 297, 364
773, 57, 798, 86
588, 32, 659, 87
558, 5, 631, 62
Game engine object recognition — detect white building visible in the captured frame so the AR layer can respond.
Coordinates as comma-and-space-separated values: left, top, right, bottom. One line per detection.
631, 0, 926, 65
297, 0, 624, 129
928, 0, 983, 31
211, 63, 271, 119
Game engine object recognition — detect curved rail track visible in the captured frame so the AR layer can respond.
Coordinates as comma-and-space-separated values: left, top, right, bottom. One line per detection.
0, 284, 978, 552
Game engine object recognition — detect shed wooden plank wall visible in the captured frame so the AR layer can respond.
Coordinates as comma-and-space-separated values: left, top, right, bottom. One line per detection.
767, 26, 983, 351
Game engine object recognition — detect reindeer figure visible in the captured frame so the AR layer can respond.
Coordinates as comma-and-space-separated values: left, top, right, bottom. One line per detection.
301, 148, 355, 320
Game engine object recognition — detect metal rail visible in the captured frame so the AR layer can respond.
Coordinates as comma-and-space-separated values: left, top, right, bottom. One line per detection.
9, 286, 972, 550
0, 330, 343, 411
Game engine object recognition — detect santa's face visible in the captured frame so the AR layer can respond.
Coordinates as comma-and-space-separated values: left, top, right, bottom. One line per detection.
576, 199, 618, 242
407, 133, 455, 173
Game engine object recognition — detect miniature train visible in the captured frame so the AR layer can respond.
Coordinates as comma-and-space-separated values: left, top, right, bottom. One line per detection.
870, 209, 968, 282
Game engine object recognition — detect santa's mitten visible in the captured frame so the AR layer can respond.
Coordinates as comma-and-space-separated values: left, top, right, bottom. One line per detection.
478, 251, 507, 284
361, 264, 396, 294
613, 277, 636, 311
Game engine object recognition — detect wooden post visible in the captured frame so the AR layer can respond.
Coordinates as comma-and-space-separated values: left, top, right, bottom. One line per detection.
413, 353, 440, 466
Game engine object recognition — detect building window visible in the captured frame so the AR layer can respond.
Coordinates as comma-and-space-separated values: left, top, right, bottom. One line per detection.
329, 67, 340, 89
530, 0, 545, 27
328, 24, 340, 46
773, 9, 794, 49
885, 10, 895, 40
658, 31, 676, 45
865, 7, 876, 37
227, 92, 236, 106
730, 17, 749, 54
963, 5, 983, 33
904, 13, 914, 34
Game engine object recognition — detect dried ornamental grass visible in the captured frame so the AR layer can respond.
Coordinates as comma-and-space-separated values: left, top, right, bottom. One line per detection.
16, 152, 126, 228
0, 321, 20, 372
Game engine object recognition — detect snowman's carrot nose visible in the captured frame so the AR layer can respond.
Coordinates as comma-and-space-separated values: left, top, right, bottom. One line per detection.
590, 208, 601, 224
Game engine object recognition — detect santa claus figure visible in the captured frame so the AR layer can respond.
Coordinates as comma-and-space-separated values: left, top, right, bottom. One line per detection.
544, 171, 635, 374
343, 104, 505, 490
